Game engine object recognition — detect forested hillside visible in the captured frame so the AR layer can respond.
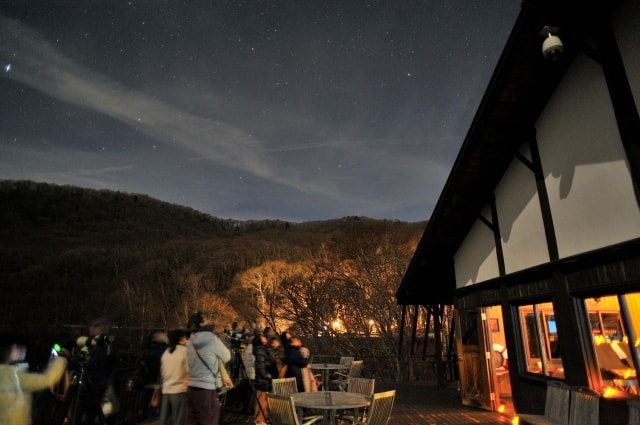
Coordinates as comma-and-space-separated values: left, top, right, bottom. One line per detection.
0, 180, 426, 352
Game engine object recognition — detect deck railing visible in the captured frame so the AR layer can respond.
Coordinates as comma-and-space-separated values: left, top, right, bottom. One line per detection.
310, 354, 459, 383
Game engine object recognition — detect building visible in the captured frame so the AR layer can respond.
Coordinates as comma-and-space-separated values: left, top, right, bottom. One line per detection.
396, 0, 639, 423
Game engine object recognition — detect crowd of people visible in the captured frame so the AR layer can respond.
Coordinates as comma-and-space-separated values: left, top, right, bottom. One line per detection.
0, 315, 316, 425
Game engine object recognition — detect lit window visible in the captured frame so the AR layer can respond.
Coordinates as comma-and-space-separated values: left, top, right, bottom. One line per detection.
585, 293, 639, 398
518, 302, 565, 378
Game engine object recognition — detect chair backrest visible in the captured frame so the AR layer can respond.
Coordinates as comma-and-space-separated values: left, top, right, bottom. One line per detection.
340, 356, 355, 368
628, 399, 640, 425
348, 360, 364, 378
568, 386, 599, 425
543, 380, 571, 424
267, 393, 300, 425
272, 377, 298, 395
364, 390, 396, 425
347, 377, 375, 396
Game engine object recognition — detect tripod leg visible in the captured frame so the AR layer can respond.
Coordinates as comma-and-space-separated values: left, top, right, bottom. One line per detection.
235, 352, 268, 422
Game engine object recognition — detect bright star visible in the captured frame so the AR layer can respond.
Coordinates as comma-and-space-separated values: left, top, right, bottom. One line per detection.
5, 64, 11, 72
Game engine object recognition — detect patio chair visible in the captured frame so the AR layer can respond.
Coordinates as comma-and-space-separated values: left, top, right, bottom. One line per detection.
337, 378, 376, 422
272, 377, 298, 395
332, 360, 364, 391
628, 399, 640, 425
340, 356, 355, 368
271, 377, 323, 423
340, 390, 396, 425
518, 380, 570, 425
266, 393, 322, 425
346, 377, 375, 396
568, 386, 599, 425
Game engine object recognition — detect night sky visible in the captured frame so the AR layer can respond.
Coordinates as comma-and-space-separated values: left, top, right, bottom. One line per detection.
0, 1, 520, 222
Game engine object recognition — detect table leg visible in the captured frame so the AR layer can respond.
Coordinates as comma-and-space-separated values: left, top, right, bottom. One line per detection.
327, 409, 335, 424
323, 370, 329, 390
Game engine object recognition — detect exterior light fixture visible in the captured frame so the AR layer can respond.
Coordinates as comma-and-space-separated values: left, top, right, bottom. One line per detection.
540, 26, 563, 62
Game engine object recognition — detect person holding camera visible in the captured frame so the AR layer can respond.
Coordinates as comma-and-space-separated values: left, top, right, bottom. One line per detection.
186, 313, 230, 425
0, 332, 67, 425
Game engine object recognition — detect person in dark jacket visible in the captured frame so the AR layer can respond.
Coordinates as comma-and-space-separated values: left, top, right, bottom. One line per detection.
252, 334, 274, 425
284, 336, 308, 392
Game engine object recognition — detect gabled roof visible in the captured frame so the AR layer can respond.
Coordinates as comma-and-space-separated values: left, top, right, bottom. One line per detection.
396, 0, 600, 305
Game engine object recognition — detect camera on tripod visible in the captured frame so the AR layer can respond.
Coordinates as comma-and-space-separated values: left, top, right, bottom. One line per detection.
223, 329, 244, 342
71, 334, 114, 364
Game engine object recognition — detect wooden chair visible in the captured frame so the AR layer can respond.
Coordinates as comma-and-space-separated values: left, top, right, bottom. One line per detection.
568, 386, 599, 425
518, 381, 571, 425
340, 356, 355, 368
267, 393, 322, 425
333, 360, 364, 391
347, 377, 375, 396
337, 377, 376, 422
271, 377, 323, 423
628, 399, 640, 425
340, 390, 396, 425
321, 356, 355, 390
272, 377, 298, 395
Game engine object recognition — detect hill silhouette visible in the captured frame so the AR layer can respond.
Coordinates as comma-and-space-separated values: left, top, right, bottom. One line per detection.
0, 180, 425, 343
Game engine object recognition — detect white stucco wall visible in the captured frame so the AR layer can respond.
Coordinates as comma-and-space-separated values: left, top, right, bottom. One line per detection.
537, 53, 640, 257
613, 0, 640, 113
454, 15, 640, 286
454, 206, 499, 287
495, 145, 550, 272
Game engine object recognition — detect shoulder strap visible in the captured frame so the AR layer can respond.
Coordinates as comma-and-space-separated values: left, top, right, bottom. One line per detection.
194, 347, 220, 379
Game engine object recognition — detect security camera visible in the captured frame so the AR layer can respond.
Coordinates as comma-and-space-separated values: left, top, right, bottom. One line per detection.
542, 34, 563, 61
540, 26, 563, 62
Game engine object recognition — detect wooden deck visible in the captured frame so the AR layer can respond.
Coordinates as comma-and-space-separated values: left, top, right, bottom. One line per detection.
139, 381, 515, 425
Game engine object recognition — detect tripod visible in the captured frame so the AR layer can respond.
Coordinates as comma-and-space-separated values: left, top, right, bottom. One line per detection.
221, 340, 268, 423
55, 359, 108, 425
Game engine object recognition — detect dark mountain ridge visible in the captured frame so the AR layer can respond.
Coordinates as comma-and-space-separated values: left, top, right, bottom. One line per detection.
0, 180, 426, 336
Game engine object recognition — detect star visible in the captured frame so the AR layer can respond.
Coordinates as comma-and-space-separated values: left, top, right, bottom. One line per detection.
4, 63, 11, 72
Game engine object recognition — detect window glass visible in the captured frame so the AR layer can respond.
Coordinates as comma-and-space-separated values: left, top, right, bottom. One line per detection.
518, 302, 565, 378
586, 293, 639, 398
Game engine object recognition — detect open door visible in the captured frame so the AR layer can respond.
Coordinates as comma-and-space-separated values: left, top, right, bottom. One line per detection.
485, 305, 513, 416
455, 308, 494, 411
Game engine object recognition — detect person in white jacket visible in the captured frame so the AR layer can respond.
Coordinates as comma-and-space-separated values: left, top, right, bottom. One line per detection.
161, 329, 189, 425
185, 313, 231, 425
0, 333, 67, 425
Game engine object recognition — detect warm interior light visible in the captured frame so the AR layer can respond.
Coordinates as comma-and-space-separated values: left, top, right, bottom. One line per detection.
511, 416, 520, 425
498, 404, 506, 413
603, 386, 626, 398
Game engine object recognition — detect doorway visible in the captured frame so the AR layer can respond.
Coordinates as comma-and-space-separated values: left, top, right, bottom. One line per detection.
456, 305, 513, 415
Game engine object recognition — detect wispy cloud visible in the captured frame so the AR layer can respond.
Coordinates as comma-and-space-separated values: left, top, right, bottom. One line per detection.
0, 13, 341, 197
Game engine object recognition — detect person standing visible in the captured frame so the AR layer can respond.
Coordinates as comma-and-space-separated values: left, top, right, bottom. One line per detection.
0, 332, 67, 425
141, 330, 169, 419
80, 316, 118, 425
266, 336, 286, 379
160, 330, 189, 425
186, 313, 231, 425
252, 334, 275, 425
284, 336, 309, 392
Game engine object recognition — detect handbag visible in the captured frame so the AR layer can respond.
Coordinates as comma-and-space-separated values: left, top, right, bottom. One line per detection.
218, 361, 234, 393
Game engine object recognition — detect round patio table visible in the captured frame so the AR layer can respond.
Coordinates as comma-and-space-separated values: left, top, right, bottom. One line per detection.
292, 391, 369, 424
310, 363, 347, 390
